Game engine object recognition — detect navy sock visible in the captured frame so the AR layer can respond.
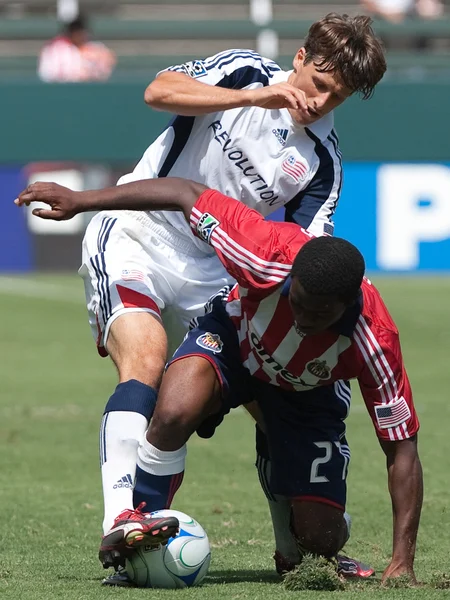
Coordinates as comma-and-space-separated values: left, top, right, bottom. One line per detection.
134, 466, 184, 512
103, 379, 157, 418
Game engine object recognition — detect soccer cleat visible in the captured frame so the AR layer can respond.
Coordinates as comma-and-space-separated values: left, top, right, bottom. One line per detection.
274, 550, 375, 579
99, 502, 179, 569
336, 554, 375, 578
102, 566, 134, 587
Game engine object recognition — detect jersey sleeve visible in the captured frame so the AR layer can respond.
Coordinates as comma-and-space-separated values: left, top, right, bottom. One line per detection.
159, 49, 281, 90
190, 189, 313, 291
355, 319, 419, 442
284, 129, 342, 237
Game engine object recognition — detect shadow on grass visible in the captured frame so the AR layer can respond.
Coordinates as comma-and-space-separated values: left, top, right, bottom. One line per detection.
55, 569, 280, 586
205, 569, 280, 585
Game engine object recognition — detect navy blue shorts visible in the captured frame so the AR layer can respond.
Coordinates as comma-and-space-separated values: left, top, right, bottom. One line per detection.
169, 297, 351, 509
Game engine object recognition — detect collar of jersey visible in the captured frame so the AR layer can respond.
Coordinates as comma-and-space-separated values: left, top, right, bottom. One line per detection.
280, 277, 363, 338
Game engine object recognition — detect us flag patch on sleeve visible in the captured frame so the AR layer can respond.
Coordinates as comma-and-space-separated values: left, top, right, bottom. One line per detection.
375, 397, 411, 429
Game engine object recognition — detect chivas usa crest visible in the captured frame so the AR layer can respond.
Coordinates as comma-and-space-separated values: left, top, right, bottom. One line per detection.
306, 359, 331, 380
196, 332, 223, 354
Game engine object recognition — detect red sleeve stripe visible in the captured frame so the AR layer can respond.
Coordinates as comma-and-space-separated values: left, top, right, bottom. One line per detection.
361, 318, 399, 396
211, 231, 286, 283
214, 225, 291, 272
211, 229, 289, 281
354, 327, 391, 405
354, 316, 408, 442
354, 317, 398, 404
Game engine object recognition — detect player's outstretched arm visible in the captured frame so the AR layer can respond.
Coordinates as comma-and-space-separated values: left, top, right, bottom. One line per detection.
14, 178, 207, 221
144, 71, 309, 117
379, 437, 423, 584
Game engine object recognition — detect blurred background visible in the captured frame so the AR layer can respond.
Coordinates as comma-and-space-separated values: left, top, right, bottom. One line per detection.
2, 0, 450, 273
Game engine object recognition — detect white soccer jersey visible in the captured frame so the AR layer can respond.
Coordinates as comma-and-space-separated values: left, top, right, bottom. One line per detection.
119, 49, 342, 252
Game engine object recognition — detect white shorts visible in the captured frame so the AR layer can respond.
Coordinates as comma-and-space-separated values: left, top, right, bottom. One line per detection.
79, 210, 232, 356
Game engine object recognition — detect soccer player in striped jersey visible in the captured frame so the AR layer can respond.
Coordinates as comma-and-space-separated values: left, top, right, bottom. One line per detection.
20, 14, 387, 582
17, 176, 422, 585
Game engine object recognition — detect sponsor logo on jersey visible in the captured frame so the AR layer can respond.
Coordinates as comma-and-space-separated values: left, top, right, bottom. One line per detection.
306, 359, 331, 380
281, 154, 308, 183
272, 128, 288, 146
196, 332, 223, 353
181, 60, 207, 79
294, 322, 306, 337
208, 120, 281, 207
249, 331, 315, 388
196, 212, 220, 243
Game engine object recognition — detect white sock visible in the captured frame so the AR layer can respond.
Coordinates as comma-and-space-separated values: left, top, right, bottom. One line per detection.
257, 452, 351, 560
342, 511, 352, 549
100, 411, 149, 534
257, 452, 300, 562
137, 437, 187, 475
268, 495, 301, 563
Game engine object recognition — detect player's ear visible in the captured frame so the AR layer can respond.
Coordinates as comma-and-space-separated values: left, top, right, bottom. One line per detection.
293, 47, 306, 71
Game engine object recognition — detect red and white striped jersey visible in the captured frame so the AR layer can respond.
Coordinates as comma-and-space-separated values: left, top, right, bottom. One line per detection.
38, 36, 115, 83
190, 189, 419, 442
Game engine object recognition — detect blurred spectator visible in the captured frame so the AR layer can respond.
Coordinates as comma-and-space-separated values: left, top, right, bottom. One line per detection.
38, 15, 116, 83
360, 0, 443, 22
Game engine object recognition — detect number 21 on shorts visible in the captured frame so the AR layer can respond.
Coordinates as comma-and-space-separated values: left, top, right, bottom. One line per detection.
310, 441, 350, 484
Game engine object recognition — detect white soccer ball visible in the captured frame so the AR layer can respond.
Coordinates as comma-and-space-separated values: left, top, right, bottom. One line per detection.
125, 510, 211, 588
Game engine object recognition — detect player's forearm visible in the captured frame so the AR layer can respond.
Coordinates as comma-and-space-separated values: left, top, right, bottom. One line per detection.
80, 178, 206, 219
382, 438, 423, 569
144, 71, 254, 116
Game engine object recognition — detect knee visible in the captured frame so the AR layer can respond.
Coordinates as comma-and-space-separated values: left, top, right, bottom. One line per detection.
291, 500, 346, 558
147, 401, 196, 450
107, 314, 168, 387
117, 350, 166, 388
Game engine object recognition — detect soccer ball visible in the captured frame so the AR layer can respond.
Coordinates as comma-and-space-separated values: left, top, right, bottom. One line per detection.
125, 510, 211, 588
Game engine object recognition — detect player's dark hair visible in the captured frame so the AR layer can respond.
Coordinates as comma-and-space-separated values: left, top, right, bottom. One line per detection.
304, 13, 386, 99
291, 237, 365, 304
64, 15, 88, 35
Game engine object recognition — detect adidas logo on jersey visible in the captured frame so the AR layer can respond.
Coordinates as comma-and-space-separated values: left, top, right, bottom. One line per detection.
113, 474, 134, 489
272, 128, 288, 146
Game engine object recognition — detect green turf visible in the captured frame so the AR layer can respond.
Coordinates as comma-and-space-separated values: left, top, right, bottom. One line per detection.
1, 274, 450, 599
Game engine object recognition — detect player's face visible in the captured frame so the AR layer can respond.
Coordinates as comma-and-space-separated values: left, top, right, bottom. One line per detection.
71, 29, 89, 47
287, 48, 353, 126
289, 278, 348, 335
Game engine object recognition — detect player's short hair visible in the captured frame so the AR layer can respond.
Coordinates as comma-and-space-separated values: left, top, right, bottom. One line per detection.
304, 13, 386, 99
291, 236, 365, 304
64, 15, 88, 35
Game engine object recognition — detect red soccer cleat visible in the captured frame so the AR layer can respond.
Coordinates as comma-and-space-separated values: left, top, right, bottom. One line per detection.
336, 554, 375, 578
99, 503, 179, 569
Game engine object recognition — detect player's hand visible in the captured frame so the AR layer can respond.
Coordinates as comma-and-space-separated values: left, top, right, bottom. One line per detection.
382, 561, 417, 585
249, 82, 309, 116
14, 182, 80, 221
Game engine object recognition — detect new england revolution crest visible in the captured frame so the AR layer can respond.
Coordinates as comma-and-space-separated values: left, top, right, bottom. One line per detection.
196, 332, 223, 354
306, 359, 331, 380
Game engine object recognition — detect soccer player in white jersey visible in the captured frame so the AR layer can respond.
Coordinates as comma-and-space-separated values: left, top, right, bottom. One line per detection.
17, 176, 422, 585
19, 14, 387, 581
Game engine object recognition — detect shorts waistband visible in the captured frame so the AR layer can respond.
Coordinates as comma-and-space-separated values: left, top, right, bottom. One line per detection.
123, 210, 214, 258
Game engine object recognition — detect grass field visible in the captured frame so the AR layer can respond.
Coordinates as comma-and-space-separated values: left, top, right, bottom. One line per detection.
1, 274, 450, 600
